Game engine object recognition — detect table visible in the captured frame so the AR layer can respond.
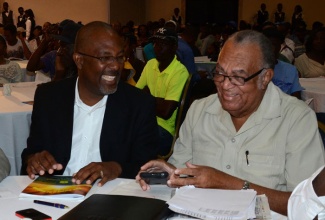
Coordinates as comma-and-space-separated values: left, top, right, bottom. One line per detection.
0, 82, 38, 176
12, 60, 35, 82
194, 56, 216, 79
0, 176, 286, 220
300, 78, 325, 113
0, 176, 173, 220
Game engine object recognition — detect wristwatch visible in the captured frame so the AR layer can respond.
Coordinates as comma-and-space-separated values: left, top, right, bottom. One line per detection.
242, 180, 250, 190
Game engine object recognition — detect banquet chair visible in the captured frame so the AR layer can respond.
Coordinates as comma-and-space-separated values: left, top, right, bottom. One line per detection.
158, 74, 193, 160
35, 71, 51, 83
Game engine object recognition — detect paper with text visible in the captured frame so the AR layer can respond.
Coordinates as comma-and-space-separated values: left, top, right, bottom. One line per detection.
167, 186, 256, 220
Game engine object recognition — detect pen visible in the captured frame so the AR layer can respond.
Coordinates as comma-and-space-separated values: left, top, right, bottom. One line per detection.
34, 200, 69, 209
245, 150, 250, 166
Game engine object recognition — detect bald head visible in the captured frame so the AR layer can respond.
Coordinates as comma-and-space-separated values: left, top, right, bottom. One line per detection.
74, 21, 122, 53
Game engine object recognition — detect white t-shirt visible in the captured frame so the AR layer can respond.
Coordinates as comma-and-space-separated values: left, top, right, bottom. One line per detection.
6, 39, 24, 60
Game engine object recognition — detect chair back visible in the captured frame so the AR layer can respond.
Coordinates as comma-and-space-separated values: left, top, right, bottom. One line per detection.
158, 74, 193, 160
35, 71, 51, 83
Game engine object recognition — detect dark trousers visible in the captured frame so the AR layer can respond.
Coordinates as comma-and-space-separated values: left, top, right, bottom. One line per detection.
158, 126, 173, 156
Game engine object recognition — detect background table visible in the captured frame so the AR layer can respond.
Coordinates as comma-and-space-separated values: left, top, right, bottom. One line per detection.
0, 82, 38, 176
300, 78, 325, 113
194, 56, 216, 79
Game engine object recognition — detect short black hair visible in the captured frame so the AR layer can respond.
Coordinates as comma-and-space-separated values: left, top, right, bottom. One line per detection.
262, 27, 285, 43
4, 24, 17, 35
34, 25, 42, 32
305, 27, 325, 52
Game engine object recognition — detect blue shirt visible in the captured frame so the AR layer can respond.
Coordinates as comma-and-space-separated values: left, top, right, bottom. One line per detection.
273, 60, 303, 95
143, 43, 155, 61
40, 50, 56, 78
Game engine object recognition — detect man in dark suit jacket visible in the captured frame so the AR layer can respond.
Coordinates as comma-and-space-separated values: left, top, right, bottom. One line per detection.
21, 21, 159, 187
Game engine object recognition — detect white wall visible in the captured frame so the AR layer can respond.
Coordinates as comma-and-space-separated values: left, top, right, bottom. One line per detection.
3, 0, 109, 26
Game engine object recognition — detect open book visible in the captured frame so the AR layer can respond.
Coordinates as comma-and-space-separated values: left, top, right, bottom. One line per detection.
19, 176, 93, 200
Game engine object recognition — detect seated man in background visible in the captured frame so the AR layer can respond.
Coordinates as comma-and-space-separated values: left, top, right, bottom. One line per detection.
143, 20, 200, 82
26, 19, 73, 79
21, 21, 159, 187
3, 24, 31, 60
262, 27, 303, 99
27, 22, 81, 82
0, 148, 10, 182
137, 30, 325, 216
136, 27, 189, 156
51, 22, 82, 81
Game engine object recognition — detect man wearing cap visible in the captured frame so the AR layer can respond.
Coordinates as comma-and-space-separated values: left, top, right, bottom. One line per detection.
136, 27, 189, 156
27, 21, 82, 80
143, 20, 199, 81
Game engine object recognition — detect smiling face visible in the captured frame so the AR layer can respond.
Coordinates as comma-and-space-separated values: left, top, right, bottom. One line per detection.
214, 39, 270, 118
74, 23, 124, 105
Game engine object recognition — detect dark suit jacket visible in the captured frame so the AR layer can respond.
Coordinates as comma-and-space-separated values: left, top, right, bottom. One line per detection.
21, 77, 159, 178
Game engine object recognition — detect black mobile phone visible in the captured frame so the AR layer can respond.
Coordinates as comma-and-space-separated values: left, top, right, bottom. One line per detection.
140, 171, 169, 185
15, 208, 52, 220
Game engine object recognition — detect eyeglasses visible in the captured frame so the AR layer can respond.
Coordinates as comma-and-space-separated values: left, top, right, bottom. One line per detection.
77, 52, 125, 64
213, 68, 266, 86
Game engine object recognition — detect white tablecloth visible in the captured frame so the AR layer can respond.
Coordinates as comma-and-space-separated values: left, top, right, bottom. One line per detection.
0, 176, 286, 220
0, 176, 173, 220
300, 78, 325, 113
0, 82, 38, 176
195, 61, 216, 79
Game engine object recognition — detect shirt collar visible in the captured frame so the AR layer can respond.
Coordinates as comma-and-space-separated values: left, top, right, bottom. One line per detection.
75, 77, 108, 112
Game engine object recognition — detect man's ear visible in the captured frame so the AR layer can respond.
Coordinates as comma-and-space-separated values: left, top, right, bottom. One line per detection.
261, 68, 274, 88
73, 52, 83, 69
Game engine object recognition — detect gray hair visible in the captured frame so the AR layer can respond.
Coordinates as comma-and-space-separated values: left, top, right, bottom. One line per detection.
228, 30, 276, 70
228, 30, 275, 89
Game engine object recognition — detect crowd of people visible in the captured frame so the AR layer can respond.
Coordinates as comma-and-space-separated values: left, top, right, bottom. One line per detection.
0, 2, 325, 219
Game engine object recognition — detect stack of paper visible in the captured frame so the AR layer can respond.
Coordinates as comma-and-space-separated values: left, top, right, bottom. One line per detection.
167, 186, 257, 220
194, 56, 211, 63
